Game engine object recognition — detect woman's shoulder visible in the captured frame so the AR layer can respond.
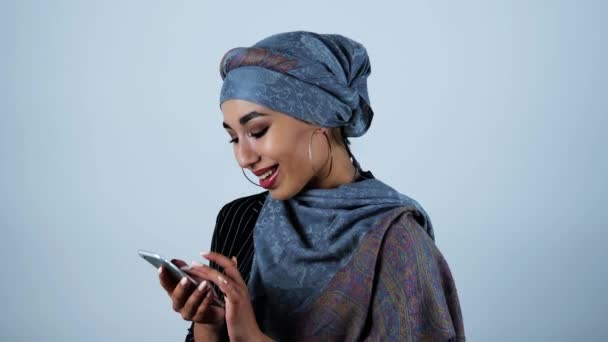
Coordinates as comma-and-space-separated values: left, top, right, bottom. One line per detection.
211, 191, 268, 248
216, 191, 268, 220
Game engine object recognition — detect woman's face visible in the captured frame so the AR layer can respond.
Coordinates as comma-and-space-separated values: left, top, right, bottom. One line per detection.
221, 99, 329, 200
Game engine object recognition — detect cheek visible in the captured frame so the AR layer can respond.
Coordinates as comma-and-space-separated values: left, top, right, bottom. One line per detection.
260, 129, 303, 161
279, 133, 307, 165
281, 133, 314, 183
261, 131, 307, 173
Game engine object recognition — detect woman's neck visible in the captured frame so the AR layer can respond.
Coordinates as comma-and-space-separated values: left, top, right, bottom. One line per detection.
309, 146, 358, 189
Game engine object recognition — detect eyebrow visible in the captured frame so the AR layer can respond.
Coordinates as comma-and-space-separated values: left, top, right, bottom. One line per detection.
222, 111, 267, 129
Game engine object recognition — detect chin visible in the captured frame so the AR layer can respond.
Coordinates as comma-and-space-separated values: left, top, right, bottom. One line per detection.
268, 182, 304, 200
268, 188, 291, 201
268, 177, 309, 201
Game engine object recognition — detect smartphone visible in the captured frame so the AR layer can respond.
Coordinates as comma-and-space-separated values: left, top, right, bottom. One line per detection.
138, 249, 198, 285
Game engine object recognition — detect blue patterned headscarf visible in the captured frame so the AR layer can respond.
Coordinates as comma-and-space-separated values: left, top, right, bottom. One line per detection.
219, 31, 374, 137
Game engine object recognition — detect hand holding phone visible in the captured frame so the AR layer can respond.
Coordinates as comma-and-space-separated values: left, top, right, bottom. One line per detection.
138, 249, 198, 285
139, 249, 226, 325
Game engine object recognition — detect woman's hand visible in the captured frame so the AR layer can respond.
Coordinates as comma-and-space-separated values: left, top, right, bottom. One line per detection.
185, 252, 272, 342
158, 258, 226, 327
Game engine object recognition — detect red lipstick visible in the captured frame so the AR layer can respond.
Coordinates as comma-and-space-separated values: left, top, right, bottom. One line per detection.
253, 165, 279, 189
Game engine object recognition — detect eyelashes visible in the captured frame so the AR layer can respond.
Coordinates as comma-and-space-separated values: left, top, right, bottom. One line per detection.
228, 126, 269, 144
251, 126, 269, 139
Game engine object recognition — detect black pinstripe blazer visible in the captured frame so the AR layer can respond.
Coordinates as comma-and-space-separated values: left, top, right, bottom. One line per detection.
185, 191, 268, 341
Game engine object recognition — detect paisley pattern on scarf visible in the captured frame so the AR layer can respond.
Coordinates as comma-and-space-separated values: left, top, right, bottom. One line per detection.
288, 208, 466, 341
245, 176, 463, 340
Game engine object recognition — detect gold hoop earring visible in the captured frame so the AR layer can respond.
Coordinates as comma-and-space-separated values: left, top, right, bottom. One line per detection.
242, 168, 262, 187
308, 129, 333, 179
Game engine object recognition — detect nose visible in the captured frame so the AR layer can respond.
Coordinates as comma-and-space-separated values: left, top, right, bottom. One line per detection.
235, 139, 260, 169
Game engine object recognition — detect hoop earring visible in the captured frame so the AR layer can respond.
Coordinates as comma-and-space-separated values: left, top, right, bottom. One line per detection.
242, 168, 262, 187
308, 129, 333, 180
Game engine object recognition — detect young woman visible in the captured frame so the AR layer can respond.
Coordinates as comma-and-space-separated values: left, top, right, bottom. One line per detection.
159, 31, 465, 342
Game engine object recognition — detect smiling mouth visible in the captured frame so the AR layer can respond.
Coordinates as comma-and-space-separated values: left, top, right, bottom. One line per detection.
258, 165, 278, 180
257, 165, 279, 189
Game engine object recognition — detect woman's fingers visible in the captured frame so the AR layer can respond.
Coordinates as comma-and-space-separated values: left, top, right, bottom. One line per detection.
170, 277, 193, 312
183, 265, 210, 281
192, 291, 223, 323
200, 251, 235, 269
171, 258, 189, 268
187, 263, 238, 299
180, 280, 209, 320
191, 264, 242, 304
158, 266, 177, 293
183, 266, 226, 305
200, 252, 245, 286
159, 258, 189, 294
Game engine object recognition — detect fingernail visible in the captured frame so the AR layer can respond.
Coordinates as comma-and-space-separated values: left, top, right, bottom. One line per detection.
198, 280, 207, 291
217, 275, 228, 284
179, 265, 192, 271
232, 256, 237, 264
158, 266, 163, 274
180, 277, 188, 286
200, 251, 210, 257
191, 260, 203, 266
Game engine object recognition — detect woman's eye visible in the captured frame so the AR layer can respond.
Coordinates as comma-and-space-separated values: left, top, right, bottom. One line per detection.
227, 127, 268, 144
249, 127, 269, 139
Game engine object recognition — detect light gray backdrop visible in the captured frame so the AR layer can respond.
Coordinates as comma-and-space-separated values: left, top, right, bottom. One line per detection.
2, 0, 606, 341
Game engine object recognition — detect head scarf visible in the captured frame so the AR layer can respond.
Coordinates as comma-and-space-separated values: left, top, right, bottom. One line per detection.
219, 31, 373, 137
